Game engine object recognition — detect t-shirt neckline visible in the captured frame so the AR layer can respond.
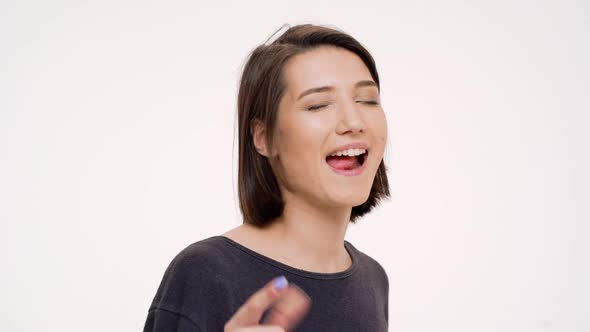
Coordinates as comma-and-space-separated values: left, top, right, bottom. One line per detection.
213, 235, 358, 280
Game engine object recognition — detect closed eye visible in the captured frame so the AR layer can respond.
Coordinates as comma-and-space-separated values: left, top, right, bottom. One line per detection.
358, 100, 380, 105
307, 101, 379, 111
307, 104, 329, 111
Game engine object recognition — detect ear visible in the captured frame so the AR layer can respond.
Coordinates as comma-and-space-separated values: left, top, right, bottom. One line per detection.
251, 119, 270, 157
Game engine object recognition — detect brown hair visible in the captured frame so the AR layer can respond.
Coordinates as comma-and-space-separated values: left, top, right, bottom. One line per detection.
237, 23, 390, 227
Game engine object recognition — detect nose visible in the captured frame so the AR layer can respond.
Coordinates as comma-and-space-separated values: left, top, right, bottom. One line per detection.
335, 100, 366, 135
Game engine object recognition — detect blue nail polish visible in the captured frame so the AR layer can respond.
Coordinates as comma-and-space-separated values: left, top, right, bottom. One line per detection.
273, 276, 288, 290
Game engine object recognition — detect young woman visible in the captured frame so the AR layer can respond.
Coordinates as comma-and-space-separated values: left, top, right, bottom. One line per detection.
144, 23, 391, 332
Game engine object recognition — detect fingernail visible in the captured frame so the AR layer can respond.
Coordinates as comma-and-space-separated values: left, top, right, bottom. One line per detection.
273, 276, 288, 290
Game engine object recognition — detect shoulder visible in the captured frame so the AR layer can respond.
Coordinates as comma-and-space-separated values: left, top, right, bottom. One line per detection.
170, 236, 232, 273
148, 236, 234, 312
164, 236, 237, 282
346, 240, 389, 290
146, 236, 238, 330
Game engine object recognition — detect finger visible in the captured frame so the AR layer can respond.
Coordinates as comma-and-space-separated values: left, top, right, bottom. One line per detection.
262, 284, 312, 331
226, 276, 289, 328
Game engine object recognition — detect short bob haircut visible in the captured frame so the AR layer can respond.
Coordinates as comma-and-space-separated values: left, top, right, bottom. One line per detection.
237, 23, 390, 227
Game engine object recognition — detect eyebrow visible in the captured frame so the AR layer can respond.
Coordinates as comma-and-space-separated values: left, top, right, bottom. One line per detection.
296, 80, 378, 101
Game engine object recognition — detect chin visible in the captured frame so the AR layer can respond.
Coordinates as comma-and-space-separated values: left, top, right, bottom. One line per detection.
327, 188, 371, 207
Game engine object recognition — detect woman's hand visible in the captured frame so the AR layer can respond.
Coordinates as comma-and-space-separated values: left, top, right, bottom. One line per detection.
224, 276, 311, 332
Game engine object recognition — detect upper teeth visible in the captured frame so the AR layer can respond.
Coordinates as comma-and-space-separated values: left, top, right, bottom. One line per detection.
329, 148, 367, 157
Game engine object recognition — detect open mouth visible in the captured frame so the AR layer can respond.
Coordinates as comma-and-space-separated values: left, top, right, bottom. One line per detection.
325, 150, 368, 171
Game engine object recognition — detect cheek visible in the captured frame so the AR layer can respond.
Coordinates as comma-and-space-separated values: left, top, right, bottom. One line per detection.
369, 111, 388, 143
276, 115, 329, 170
380, 119, 388, 144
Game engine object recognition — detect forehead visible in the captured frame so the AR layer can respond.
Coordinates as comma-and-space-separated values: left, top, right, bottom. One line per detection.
282, 46, 374, 100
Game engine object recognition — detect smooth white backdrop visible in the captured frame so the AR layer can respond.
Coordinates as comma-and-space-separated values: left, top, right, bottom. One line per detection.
1, 0, 588, 331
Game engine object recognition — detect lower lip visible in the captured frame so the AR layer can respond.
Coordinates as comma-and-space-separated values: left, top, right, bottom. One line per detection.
326, 155, 368, 176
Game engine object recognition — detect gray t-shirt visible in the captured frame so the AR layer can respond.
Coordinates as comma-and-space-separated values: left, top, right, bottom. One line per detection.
143, 235, 389, 331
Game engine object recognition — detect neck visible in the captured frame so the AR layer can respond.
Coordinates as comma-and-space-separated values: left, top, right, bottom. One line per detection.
254, 191, 353, 273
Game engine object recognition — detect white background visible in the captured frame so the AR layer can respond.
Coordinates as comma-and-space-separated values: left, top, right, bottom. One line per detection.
1, 0, 589, 331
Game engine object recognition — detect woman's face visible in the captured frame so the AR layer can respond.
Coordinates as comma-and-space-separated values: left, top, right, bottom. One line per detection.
261, 46, 387, 209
